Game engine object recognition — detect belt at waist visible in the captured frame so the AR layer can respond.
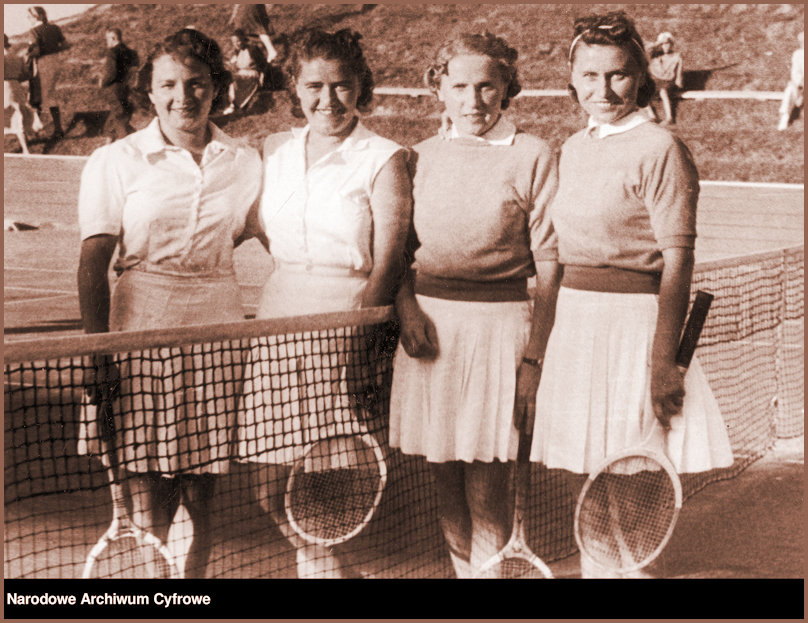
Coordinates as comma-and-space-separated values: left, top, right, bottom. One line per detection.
414, 273, 529, 302
561, 265, 661, 294
274, 260, 370, 279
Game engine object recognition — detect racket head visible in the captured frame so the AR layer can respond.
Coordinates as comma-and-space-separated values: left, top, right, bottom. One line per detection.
574, 447, 682, 574
285, 432, 387, 547
82, 528, 180, 579
475, 548, 554, 579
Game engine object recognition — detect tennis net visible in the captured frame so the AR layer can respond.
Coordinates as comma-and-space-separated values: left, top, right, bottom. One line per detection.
4, 245, 803, 579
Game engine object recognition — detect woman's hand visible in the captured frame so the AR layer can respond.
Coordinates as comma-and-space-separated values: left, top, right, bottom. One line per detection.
397, 295, 438, 359
650, 358, 685, 430
513, 361, 541, 434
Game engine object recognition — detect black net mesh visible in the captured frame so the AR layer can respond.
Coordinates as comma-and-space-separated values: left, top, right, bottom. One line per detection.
4, 246, 803, 578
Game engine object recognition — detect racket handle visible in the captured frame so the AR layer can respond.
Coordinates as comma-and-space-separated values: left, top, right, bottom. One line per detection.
676, 290, 713, 369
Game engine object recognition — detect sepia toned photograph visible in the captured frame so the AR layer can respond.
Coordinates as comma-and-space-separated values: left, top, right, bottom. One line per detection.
3, 2, 803, 618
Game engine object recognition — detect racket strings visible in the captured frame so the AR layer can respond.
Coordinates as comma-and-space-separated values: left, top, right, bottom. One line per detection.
86, 536, 173, 579
578, 463, 677, 569
287, 436, 383, 542
477, 557, 552, 579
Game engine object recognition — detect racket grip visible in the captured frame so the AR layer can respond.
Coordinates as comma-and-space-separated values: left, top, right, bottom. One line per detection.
676, 290, 713, 369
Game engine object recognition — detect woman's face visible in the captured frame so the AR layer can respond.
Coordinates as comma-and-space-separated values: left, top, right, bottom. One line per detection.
439, 53, 506, 137
570, 42, 643, 125
294, 57, 360, 139
149, 53, 215, 138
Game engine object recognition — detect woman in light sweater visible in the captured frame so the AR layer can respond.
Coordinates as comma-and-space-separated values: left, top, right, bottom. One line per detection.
530, 11, 733, 578
389, 32, 561, 578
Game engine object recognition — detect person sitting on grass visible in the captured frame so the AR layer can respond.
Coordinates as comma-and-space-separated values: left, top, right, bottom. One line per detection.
222, 29, 268, 115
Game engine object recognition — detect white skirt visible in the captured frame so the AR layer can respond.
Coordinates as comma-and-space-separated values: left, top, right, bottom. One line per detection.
77, 269, 245, 475
389, 295, 530, 463
237, 262, 368, 464
530, 287, 734, 474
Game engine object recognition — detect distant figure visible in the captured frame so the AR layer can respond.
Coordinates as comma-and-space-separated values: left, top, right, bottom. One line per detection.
229, 4, 278, 62
647, 31, 683, 125
25, 6, 70, 139
100, 28, 139, 142
778, 31, 804, 131
223, 29, 267, 115
5, 33, 44, 152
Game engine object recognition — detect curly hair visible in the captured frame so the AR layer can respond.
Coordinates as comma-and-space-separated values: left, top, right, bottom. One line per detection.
567, 11, 655, 108
284, 28, 374, 118
133, 28, 232, 115
424, 32, 521, 111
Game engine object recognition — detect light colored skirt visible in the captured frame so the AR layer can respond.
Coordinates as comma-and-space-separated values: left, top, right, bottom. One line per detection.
389, 295, 530, 463
530, 287, 734, 474
77, 269, 245, 475
237, 262, 368, 464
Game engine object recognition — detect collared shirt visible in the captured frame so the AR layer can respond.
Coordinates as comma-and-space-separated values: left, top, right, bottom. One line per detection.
78, 118, 262, 277
586, 109, 651, 139
259, 121, 404, 273
448, 116, 517, 146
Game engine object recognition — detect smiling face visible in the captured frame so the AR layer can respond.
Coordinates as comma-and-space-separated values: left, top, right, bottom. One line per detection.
148, 53, 214, 141
294, 57, 360, 139
439, 53, 507, 137
570, 42, 643, 125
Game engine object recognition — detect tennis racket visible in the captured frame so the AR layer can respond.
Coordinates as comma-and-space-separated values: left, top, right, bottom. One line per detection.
82, 383, 181, 579
284, 325, 389, 548
284, 413, 387, 547
475, 428, 554, 579
573, 289, 714, 576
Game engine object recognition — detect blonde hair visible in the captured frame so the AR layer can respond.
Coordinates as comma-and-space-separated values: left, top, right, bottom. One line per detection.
424, 32, 521, 110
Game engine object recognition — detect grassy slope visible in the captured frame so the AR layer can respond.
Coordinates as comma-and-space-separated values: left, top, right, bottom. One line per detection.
4, 3, 804, 182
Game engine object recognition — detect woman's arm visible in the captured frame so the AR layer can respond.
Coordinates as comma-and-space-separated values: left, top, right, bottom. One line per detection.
514, 259, 561, 433
651, 246, 694, 428
361, 149, 412, 309
77, 234, 118, 334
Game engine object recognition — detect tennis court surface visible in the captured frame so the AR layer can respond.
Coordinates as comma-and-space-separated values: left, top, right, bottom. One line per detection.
3, 155, 804, 600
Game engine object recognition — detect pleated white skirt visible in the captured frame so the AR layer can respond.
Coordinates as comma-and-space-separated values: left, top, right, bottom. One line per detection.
530, 287, 734, 474
237, 262, 368, 464
389, 295, 531, 463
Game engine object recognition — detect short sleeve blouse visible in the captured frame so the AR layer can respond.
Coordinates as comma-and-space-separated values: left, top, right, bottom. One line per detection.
259, 122, 404, 274
78, 118, 262, 277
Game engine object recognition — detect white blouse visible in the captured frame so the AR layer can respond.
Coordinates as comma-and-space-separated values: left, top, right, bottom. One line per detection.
78, 118, 262, 278
259, 122, 404, 274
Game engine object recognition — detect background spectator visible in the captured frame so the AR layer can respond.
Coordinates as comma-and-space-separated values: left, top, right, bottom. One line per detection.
778, 31, 804, 131
647, 31, 683, 125
229, 4, 278, 62
99, 27, 139, 142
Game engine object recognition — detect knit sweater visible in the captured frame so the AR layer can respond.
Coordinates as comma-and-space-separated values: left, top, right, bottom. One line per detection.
409, 131, 558, 294
551, 121, 699, 275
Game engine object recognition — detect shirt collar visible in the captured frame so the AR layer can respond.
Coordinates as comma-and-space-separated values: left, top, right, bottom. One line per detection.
586, 109, 650, 139
138, 117, 238, 158
290, 118, 374, 152
448, 116, 517, 145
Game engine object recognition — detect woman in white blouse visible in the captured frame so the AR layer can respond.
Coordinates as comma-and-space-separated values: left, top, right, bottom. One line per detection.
77, 28, 263, 578
236, 28, 411, 578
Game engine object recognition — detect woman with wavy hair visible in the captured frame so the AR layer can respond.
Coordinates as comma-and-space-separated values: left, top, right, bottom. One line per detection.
530, 11, 733, 578
389, 31, 560, 578
236, 27, 411, 578
77, 28, 263, 578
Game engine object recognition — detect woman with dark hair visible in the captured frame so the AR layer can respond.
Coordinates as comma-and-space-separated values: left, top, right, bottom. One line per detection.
388, 32, 560, 578
25, 5, 69, 138
76, 28, 263, 578
529, 11, 733, 578
236, 28, 411, 578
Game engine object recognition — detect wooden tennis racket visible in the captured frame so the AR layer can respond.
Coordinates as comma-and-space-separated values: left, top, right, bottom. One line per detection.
284, 421, 387, 548
475, 428, 554, 579
82, 383, 181, 579
283, 325, 389, 548
573, 290, 714, 576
